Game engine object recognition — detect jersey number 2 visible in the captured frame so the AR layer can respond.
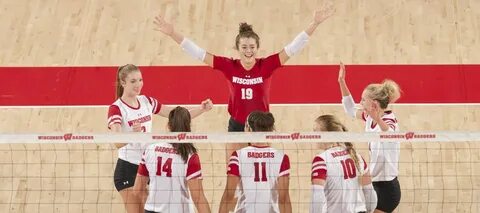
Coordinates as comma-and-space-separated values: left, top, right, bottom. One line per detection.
156, 157, 172, 177
241, 88, 253, 100
254, 162, 267, 182
340, 159, 357, 179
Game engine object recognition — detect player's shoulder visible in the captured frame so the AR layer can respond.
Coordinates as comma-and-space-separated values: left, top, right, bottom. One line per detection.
110, 98, 134, 110
318, 148, 332, 157
236, 146, 248, 153
137, 95, 150, 103
110, 98, 122, 107
234, 146, 249, 157
108, 100, 123, 116
259, 53, 279, 60
139, 94, 157, 100
214, 55, 237, 64
313, 151, 328, 161
186, 152, 200, 162
271, 147, 286, 157
141, 143, 156, 157
382, 110, 397, 119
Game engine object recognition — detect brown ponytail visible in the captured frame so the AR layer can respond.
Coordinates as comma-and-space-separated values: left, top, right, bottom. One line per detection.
168, 106, 197, 163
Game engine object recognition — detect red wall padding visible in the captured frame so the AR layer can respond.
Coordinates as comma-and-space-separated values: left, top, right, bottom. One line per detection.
1, 65, 479, 105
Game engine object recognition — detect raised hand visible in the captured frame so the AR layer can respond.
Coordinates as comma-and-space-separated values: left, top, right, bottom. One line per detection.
154, 14, 174, 36
313, 3, 335, 24
338, 62, 346, 83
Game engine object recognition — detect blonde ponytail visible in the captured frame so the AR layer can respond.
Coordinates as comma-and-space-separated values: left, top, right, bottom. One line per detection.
365, 79, 401, 109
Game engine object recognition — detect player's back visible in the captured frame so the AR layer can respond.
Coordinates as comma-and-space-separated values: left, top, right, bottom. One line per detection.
228, 145, 290, 213
312, 146, 367, 213
139, 142, 202, 213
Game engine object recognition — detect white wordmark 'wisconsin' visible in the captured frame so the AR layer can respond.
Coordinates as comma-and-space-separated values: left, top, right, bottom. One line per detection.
232, 76, 264, 85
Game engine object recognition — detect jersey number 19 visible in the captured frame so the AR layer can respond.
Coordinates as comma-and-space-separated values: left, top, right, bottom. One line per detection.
241, 88, 253, 100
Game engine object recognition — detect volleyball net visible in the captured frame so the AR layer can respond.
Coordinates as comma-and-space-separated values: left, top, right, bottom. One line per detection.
0, 131, 478, 213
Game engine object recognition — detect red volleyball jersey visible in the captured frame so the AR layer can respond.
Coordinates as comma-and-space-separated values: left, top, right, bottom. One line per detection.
213, 54, 281, 124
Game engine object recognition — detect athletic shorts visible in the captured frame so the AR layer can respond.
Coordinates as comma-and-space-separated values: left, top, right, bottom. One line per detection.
373, 177, 401, 212
228, 117, 245, 132
113, 158, 139, 191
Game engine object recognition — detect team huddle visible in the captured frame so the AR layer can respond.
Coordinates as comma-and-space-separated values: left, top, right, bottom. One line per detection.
108, 4, 402, 213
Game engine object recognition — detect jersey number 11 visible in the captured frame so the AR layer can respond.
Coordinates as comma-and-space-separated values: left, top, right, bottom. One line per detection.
254, 162, 267, 182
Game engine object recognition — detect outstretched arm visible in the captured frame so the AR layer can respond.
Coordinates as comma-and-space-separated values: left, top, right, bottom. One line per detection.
279, 4, 335, 64
154, 15, 214, 67
338, 62, 363, 119
157, 99, 213, 118
186, 99, 213, 119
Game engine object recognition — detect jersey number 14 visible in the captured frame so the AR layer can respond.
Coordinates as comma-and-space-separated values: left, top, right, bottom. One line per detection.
156, 157, 173, 177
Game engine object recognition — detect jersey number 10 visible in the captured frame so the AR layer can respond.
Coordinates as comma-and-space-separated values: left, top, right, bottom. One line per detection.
340, 158, 357, 179
241, 88, 253, 100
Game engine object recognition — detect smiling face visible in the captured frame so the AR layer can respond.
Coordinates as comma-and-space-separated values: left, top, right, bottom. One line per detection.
237, 37, 258, 65
121, 70, 143, 97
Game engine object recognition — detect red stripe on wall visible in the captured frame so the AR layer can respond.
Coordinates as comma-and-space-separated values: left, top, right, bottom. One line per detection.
1, 65, 479, 105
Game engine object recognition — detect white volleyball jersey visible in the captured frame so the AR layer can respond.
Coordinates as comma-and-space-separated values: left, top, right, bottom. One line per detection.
362, 110, 400, 181
311, 146, 368, 213
227, 145, 290, 213
138, 142, 202, 213
107, 95, 162, 164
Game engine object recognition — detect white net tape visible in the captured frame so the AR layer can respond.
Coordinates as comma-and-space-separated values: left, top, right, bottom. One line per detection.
0, 131, 479, 143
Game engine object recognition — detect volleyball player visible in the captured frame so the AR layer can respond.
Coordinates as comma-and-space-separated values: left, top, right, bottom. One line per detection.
338, 63, 401, 212
219, 111, 291, 213
108, 64, 212, 213
310, 115, 377, 213
153, 5, 334, 132
133, 106, 211, 213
